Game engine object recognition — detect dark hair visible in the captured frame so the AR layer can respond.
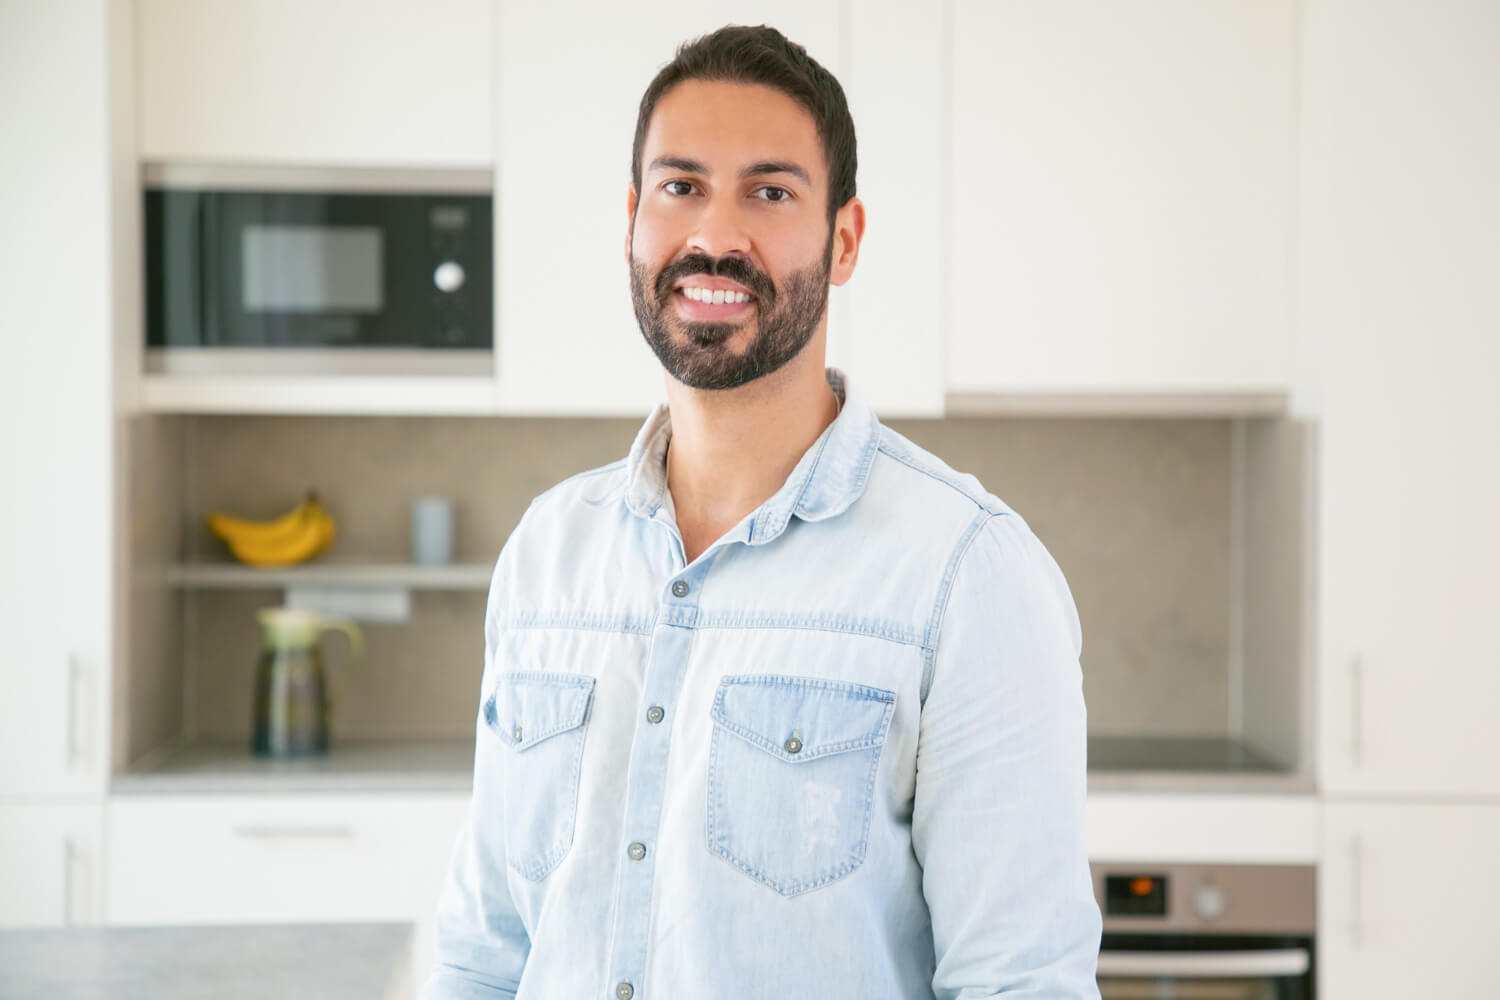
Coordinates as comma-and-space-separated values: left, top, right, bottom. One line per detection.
631, 24, 857, 226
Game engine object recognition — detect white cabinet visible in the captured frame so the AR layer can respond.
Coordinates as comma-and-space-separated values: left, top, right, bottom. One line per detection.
1306, 0, 1500, 797
136, 0, 493, 167
1319, 803, 1500, 999
948, 0, 1295, 400
0, 0, 117, 801
108, 794, 469, 987
0, 805, 103, 928
839, 1, 945, 417
494, 2, 845, 417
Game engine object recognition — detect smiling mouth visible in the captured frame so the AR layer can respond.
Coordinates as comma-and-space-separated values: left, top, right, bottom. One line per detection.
672, 286, 757, 319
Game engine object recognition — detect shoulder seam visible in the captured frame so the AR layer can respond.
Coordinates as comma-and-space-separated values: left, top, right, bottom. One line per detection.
528, 457, 628, 508
875, 439, 1002, 515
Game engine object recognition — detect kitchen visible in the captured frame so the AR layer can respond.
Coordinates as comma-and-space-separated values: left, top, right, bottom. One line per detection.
1, 1, 1496, 998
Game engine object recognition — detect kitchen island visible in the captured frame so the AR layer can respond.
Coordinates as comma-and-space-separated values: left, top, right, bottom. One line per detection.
0, 921, 415, 999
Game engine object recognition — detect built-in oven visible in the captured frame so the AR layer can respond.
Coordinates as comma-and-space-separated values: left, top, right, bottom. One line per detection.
143, 164, 492, 376
1093, 862, 1315, 999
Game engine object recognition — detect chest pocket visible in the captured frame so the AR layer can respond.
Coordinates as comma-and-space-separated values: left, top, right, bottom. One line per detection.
484, 671, 594, 881
707, 674, 896, 897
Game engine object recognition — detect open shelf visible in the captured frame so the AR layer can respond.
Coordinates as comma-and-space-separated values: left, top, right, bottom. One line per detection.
166, 561, 493, 590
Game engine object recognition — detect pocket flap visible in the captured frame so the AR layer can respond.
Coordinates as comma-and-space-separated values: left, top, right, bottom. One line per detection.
485, 671, 595, 751
711, 674, 895, 763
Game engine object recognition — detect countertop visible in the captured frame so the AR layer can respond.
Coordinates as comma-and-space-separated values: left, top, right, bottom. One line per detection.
113, 738, 475, 794
0, 922, 414, 1000
113, 735, 1315, 797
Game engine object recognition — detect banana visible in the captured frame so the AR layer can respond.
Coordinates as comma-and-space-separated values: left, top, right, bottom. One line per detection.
206, 491, 321, 549
227, 505, 337, 568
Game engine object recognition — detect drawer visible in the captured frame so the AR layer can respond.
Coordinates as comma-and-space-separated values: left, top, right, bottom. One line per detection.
106, 794, 468, 925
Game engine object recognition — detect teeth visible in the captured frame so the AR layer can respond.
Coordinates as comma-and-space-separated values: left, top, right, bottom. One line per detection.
681, 287, 750, 304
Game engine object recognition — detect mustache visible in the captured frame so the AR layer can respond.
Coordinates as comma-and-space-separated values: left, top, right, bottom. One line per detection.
654, 253, 776, 307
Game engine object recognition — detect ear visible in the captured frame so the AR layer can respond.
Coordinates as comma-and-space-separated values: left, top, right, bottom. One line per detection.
624, 185, 638, 263
828, 197, 866, 287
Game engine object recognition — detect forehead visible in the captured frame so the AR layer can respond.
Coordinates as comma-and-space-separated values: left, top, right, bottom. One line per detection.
643, 79, 824, 180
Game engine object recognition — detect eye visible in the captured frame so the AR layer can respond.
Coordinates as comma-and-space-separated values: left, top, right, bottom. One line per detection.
755, 185, 791, 203
663, 180, 696, 197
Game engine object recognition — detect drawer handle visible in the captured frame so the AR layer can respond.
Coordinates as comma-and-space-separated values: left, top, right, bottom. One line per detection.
232, 825, 355, 840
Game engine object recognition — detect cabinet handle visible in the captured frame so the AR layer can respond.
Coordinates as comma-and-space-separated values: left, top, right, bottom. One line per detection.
1349, 653, 1363, 768
1349, 834, 1364, 951
232, 825, 355, 840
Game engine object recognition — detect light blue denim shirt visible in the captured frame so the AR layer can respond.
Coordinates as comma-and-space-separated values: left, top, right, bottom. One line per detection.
423, 367, 1102, 1000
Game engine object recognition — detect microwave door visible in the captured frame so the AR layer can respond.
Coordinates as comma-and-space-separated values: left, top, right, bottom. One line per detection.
215, 192, 388, 349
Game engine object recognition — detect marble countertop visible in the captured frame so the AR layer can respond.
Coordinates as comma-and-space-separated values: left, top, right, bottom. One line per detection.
0, 922, 415, 1000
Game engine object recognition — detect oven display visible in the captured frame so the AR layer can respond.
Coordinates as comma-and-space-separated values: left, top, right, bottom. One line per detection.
1104, 873, 1168, 917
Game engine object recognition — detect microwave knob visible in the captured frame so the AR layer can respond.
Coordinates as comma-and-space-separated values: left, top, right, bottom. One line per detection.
433, 260, 466, 293
1194, 882, 1227, 921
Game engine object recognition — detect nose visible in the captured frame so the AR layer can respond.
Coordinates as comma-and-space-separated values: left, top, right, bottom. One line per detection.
685, 190, 751, 261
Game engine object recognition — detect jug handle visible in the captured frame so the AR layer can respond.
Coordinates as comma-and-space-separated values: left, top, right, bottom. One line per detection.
317, 618, 363, 716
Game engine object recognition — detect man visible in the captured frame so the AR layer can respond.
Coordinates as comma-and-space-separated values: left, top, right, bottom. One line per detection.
424, 24, 1101, 1000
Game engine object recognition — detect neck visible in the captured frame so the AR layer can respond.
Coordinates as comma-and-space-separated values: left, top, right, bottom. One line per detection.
663, 329, 840, 555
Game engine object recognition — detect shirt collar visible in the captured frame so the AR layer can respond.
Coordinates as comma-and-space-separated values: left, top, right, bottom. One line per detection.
623, 366, 880, 545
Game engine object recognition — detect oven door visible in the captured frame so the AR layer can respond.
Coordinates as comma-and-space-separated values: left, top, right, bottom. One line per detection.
1097, 937, 1314, 1000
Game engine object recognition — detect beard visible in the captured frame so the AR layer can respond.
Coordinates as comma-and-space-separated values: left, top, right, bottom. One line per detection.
629, 229, 833, 392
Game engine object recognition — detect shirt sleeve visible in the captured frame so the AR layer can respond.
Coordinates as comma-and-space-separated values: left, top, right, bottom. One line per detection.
420, 554, 531, 1000
912, 513, 1102, 999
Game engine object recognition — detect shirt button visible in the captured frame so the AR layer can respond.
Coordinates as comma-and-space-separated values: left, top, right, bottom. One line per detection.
627, 841, 647, 862
512, 723, 522, 742
671, 579, 689, 598
784, 736, 803, 754
646, 705, 665, 725
615, 982, 634, 1000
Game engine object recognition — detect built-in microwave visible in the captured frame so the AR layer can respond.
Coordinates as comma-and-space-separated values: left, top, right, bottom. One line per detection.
143, 164, 492, 376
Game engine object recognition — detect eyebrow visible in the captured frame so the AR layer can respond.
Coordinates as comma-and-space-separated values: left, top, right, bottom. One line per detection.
646, 155, 812, 186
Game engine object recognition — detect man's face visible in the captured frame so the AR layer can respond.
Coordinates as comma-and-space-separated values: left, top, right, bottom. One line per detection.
627, 80, 850, 391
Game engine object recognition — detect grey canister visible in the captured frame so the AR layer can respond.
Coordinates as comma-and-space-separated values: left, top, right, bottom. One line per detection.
411, 496, 454, 565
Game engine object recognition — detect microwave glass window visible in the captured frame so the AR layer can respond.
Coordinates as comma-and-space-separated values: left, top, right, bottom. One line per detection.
242, 225, 384, 313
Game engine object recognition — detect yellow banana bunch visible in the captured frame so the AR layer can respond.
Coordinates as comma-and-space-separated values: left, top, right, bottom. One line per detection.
205, 490, 337, 567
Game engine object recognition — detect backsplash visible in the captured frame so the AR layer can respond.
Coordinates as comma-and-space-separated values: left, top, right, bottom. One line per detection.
135, 412, 1238, 746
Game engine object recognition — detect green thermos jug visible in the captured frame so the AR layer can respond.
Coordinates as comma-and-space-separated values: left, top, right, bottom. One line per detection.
252, 607, 363, 758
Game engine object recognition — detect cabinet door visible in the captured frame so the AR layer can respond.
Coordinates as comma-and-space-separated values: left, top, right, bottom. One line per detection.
1309, 0, 1500, 796
0, 805, 103, 928
0, 0, 113, 800
136, 0, 493, 167
1320, 803, 1500, 999
841, 0, 945, 417
108, 795, 470, 985
949, 0, 1295, 397
494, 2, 844, 416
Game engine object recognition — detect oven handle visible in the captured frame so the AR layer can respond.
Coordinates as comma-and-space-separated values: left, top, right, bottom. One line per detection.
1096, 948, 1311, 978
